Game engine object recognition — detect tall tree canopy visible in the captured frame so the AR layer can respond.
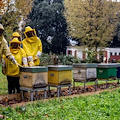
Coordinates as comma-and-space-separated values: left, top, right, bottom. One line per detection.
1, 0, 34, 42
0, 0, 10, 15
64, 0, 120, 51
27, 0, 68, 54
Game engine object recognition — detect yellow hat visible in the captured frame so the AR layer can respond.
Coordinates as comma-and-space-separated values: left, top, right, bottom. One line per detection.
12, 32, 20, 37
25, 26, 34, 33
9, 38, 21, 45
24, 26, 37, 38
0, 24, 4, 31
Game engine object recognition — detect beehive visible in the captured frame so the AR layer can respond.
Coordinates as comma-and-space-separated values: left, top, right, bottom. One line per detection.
48, 65, 73, 85
97, 64, 117, 79
117, 64, 120, 78
20, 66, 48, 88
73, 63, 97, 82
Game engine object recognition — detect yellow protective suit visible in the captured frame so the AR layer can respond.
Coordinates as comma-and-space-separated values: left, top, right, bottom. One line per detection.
0, 24, 12, 61
22, 26, 42, 66
2, 38, 27, 77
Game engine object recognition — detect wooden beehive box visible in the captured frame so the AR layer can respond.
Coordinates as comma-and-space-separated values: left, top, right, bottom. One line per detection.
73, 63, 97, 82
48, 65, 73, 85
20, 66, 48, 88
97, 64, 117, 79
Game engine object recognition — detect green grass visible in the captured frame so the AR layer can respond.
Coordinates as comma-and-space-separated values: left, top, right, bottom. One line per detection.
1, 89, 120, 119
74, 80, 118, 87
0, 64, 8, 95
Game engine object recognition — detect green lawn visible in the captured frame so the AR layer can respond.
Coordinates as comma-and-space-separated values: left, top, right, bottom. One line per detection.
0, 64, 8, 95
1, 89, 120, 119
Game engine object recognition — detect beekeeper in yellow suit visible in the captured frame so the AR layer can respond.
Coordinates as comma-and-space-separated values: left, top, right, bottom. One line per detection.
12, 32, 21, 41
12, 32, 23, 48
0, 24, 17, 64
2, 38, 28, 94
22, 26, 42, 66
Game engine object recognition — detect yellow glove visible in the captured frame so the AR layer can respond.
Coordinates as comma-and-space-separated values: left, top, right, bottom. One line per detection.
23, 64, 28, 67
29, 61, 34, 67
33, 56, 38, 61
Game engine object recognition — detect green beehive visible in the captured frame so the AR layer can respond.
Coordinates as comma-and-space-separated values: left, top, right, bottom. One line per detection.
97, 64, 117, 79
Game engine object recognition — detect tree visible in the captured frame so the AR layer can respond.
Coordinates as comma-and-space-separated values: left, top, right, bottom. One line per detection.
0, 0, 9, 15
15, 0, 34, 21
27, 0, 68, 54
1, 0, 34, 42
64, 0, 120, 52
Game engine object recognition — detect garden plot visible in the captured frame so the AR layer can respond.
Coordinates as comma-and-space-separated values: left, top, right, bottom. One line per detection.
0, 88, 120, 119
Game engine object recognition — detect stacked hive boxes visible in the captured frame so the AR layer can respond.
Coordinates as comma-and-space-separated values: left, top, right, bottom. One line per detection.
97, 64, 117, 79
73, 63, 97, 82
20, 66, 48, 88
48, 65, 73, 85
20, 65, 73, 87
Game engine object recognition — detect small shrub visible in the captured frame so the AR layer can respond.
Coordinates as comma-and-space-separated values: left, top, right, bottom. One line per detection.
40, 53, 81, 65
117, 60, 120, 63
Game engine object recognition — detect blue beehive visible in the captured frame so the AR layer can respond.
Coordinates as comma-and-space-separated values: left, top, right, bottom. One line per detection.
117, 64, 120, 78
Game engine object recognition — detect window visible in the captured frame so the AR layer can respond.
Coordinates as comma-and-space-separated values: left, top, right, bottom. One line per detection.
115, 52, 117, 55
68, 50, 72, 55
110, 52, 112, 55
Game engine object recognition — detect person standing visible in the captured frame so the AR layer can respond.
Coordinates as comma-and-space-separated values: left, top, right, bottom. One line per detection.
22, 26, 42, 66
12, 32, 21, 41
12, 32, 23, 48
2, 38, 28, 94
0, 24, 17, 64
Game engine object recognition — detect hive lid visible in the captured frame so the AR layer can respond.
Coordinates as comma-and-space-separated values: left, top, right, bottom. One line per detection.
47, 65, 73, 71
97, 63, 117, 68
73, 63, 97, 68
117, 63, 120, 67
20, 66, 48, 73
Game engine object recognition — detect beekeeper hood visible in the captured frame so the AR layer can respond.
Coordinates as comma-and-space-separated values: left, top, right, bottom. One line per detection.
12, 32, 21, 41
24, 26, 37, 43
9, 38, 21, 54
0, 24, 4, 41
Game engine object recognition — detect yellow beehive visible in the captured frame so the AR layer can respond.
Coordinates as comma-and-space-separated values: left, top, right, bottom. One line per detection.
48, 65, 73, 85
20, 66, 48, 88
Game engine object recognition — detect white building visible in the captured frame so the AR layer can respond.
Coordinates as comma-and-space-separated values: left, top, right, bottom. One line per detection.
66, 46, 120, 63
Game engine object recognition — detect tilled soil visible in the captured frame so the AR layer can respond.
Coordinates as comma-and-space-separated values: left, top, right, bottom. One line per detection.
0, 82, 119, 107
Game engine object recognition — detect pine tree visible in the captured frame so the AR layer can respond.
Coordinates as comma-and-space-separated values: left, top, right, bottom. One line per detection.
27, 0, 68, 54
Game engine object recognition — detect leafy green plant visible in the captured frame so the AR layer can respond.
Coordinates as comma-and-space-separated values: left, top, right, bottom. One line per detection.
40, 53, 81, 65
84, 50, 101, 63
117, 60, 120, 63
1, 89, 120, 119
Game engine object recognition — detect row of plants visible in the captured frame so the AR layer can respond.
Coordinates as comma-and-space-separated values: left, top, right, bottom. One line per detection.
40, 53, 81, 65
39, 52, 101, 66
1, 89, 120, 119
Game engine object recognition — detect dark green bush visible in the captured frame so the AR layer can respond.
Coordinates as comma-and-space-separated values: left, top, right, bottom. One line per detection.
81, 58, 100, 63
40, 53, 81, 65
39, 52, 101, 66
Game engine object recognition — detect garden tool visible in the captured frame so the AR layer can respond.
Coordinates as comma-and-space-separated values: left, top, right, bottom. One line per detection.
16, 62, 23, 68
